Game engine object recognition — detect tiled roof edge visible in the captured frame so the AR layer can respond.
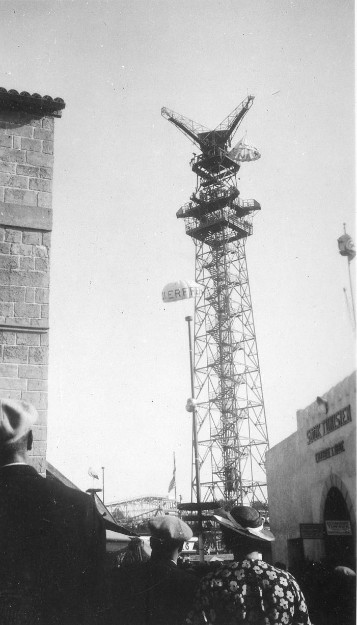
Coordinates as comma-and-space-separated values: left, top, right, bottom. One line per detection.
0, 87, 66, 117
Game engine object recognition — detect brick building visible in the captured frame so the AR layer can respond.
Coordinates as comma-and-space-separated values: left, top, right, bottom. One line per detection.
0, 88, 65, 474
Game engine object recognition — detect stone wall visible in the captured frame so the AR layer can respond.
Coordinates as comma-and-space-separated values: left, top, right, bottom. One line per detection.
0, 90, 65, 474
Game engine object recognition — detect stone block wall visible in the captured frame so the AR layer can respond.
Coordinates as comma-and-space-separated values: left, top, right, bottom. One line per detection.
0, 90, 65, 474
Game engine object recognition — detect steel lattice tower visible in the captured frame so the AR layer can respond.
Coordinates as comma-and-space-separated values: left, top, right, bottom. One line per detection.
162, 96, 269, 507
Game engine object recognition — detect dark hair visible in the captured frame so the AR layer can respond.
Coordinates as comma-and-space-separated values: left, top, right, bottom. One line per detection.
150, 537, 184, 559
274, 561, 287, 571
221, 526, 263, 560
0, 431, 32, 463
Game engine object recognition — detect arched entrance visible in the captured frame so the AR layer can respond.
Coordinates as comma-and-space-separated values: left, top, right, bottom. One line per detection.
324, 487, 354, 567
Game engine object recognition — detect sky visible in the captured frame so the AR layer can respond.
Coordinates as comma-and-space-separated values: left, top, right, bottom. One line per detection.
0, 0, 355, 503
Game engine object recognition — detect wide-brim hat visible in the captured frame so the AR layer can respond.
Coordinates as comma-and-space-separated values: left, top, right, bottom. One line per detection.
213, 506, 275, 542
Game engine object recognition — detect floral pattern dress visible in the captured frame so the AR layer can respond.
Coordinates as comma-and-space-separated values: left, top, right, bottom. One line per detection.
185, 559, 311, 625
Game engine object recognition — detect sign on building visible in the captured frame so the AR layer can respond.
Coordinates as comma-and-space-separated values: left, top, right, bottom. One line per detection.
325, 520, 352, 536
300, 524, 324, 539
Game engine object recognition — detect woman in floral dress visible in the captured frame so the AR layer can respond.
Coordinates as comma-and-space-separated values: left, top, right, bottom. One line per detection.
185, 506, 311, 625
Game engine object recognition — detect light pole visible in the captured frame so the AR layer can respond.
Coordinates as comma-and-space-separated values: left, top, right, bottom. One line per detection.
185, 315, 204, 563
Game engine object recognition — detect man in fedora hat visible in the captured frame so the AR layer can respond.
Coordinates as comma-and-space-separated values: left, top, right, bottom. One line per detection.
0, 398, 106, 625
185, 506, 311, 625
112, 515, 198, 624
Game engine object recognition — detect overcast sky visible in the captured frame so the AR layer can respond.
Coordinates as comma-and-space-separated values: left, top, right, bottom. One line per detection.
0, 0, 355, 503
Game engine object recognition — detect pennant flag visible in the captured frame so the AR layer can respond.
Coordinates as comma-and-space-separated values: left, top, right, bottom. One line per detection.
88, 467, 99, 480
338, 233, 356, 261
168, 454, 176, 493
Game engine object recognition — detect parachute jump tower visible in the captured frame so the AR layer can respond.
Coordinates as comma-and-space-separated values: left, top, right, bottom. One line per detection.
162, 96, 269, 507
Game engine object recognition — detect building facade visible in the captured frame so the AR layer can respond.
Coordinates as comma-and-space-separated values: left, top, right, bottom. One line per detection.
0, 88, 65, 474
266, 371, 355, 570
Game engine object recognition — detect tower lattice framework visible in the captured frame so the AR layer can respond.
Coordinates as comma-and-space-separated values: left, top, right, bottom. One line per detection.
162, 96, 269, 506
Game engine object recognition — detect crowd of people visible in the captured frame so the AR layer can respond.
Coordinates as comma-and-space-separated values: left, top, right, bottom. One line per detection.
0, 397, 355, 624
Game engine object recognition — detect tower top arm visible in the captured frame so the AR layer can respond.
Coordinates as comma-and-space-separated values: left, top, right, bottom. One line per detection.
162, 95, 255, 154
211, 95, 255, 146
161, 107, 209, 150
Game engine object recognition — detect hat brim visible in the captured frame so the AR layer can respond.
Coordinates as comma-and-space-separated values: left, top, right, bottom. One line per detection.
213, 512, 275, 542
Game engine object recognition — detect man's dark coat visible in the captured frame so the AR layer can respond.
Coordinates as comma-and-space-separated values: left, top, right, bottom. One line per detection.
112, 558, 198, 625
0, 464, 106, 625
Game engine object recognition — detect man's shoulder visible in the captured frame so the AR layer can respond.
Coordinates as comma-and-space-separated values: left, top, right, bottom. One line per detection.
0, 465, 90, 499
160, 561, 199, 591
0, 464, 45, 493
139, 560, 198, 586
174, 564, 198, 583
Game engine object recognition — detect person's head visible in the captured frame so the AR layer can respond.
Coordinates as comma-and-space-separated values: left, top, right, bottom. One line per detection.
214, 506, 274, 561
0, 399, 38, 465
221, 526, 266, 560
148, 515, 193, 562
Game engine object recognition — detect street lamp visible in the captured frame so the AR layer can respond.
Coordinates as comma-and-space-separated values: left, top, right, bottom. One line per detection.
185, 315, 204, 563
162, 280, 205, 563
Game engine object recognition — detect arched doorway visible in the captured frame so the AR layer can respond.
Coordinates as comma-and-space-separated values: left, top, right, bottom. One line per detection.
324, 487, 354, 567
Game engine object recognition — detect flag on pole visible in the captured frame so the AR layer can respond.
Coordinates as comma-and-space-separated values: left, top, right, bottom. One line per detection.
338, 233, 356, 262
168, 454, 176, 493
88, 467, 99, 480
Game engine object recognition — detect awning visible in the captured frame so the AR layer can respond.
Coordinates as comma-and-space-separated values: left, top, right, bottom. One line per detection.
106, 529, 132, 553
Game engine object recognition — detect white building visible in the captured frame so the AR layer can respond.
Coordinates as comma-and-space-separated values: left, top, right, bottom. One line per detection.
266, 371, 355, 570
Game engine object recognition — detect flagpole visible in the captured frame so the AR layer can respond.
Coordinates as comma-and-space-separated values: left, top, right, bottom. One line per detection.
343, 288, 354, 327
337, 222, 356, 332
102, 467, 105, 504
342, 222, 356, 330
347, 259, 356, 329
174, 452, 177, 503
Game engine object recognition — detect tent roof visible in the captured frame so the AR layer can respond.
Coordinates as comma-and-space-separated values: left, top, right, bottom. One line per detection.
106, 529, 132, 542
46, 461, 137, 536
